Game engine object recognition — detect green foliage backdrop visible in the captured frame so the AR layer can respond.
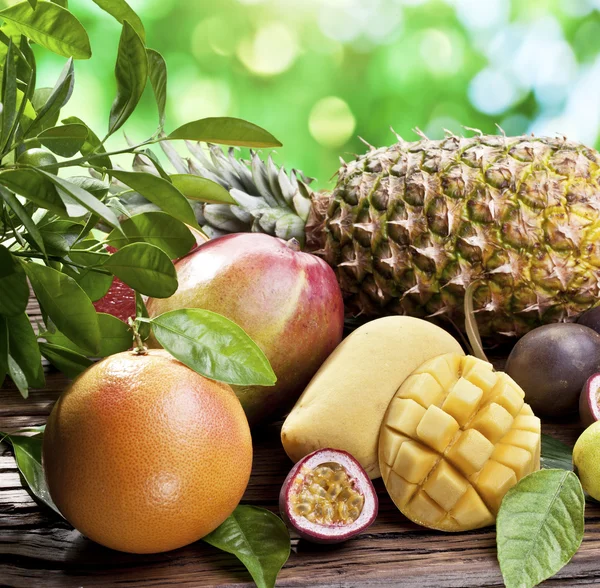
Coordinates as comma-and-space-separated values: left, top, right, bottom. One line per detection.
5, 0, 600, 188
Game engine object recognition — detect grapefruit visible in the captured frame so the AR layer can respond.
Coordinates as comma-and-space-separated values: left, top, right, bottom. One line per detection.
43, 349, 253, 554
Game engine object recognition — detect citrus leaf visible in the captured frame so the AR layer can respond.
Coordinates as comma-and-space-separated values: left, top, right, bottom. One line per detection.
109, 169, 198, 228
0, 186, 45, 253
7, 354, 28, 398
148, 309, 277, 386
0, 432, 61, 515
6, 313, 44, 388
1, 40, 17, 151
167, 117, 282, 148
27, 58, 73, 136
0, 244, 29, 316
0, 169, 66, 216
62, 265, 112, 302
104, 242, 177, 298
203, 506, 290, 588
91, 0, 145, 42
62, 116, 111, 168
147, 48, 166, 128
27, 0, 37, 8
39, 341, 92, 377
0, 2, 90, 59
170, 174, 235, 204
96, 312, 131, 355
497, 469, 585, 588
36, 170, 122, 231
541, 434, 573, 471
36, 122, 87, 157
0, 317, 7, 387
135, 291, 150, 340
106, 211, 195, 259
25, 262, 100, 355
108, 20, 147, 136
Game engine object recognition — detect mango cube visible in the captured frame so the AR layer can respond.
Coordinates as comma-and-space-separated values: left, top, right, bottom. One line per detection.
492, 443, 534, 478
393, 440, 438, 484
423, 461, 468, 511
416, 405, 460, 453
500, 429, 539, 456
413, 354, 461, 390
446, 429, 494, 476
379, 427, 411, 467
473, 460, 517, 513
399, 373, 445, 408
450, 486, 494, 529
442, 378, 483, 426
386, 398, 426, 438
470, 402, 514, 443
385, 469, 418, 508
408, 491, 446, 527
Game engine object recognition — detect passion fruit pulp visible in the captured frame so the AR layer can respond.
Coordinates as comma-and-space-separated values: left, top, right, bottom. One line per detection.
580, 373, 600, 427
279, 449, 377, 543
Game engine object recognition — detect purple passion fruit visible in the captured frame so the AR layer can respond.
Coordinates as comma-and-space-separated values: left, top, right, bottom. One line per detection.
577, 306, 600, 335
580, 373, 600, 428
505, 324, 600, 417
279, 449, 377, 543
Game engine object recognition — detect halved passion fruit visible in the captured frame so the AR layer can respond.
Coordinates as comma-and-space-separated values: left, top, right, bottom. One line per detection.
580, 373, 600, 427
279, 448, 377, 543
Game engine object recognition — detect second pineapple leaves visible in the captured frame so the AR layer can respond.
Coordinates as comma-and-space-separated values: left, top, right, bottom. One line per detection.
0, 1, 91, 59
147, 309, 277, 386
497, 469, 585, 588
168, 117, 282, 148
104, 242, 178, 299
203, 505, 290, 588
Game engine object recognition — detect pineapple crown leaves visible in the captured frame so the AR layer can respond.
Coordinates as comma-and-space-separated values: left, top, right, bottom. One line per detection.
121, 139, 316, 246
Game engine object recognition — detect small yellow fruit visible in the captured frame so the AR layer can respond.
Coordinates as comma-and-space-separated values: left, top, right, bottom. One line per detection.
573, 421, 600, 501
43, 349, 253, 554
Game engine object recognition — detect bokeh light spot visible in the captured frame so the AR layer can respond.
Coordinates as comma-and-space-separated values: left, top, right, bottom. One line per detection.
237, 22, 298, 76
309, 96, 356, 148
469, 68, 521, 115
192, 17, 237, 57
420, 29, 463, 76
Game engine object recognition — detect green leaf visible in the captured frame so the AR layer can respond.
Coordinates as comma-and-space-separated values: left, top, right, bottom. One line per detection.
0, 316, 8, 387
0, 185, 45, 253
68, 239, 109, 266
37, 123, 87, 157
170, 174, 235, 204
7, 313, 44, 388
36, 170, 121, 231
27, 0, 37, 9
96, 312, 131, 356
0, 432, 61, 515
497, 469, 585, 588
541, 434, 574, 471
203, 506, 290, 588
39, 341, 92, 377
107, 211, 195, 259
148, 309, 277, 386
167, 117, 282, 148
91, 0, 145, 42
1, 40, 17, 151
62, 265, 112, 302
66, 176, 109, 200
24, 262, 100, 355
27, 59, 73, 136
109, 170, 198, 228
108, 21, 147, 136
62, 116, 111, 168
8, 354, 28, 398
37, 219, 81, 256
0, 169, 66, 216
0, 1, 91, 59
104, 242, 177, 298
147, 48, 166, 129
0, 244, 29, 316
135, 291, 150, 340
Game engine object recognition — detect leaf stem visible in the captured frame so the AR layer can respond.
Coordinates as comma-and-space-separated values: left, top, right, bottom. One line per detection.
128, 317, 148, 356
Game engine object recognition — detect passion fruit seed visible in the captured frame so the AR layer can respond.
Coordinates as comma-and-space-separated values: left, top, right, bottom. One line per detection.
292, 463, 364, 525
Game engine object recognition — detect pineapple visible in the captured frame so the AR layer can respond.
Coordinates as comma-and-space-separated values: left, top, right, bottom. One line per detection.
144, 131, 600, 341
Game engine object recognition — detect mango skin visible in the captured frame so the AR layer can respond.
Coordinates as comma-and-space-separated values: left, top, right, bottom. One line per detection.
281, 316, 464, 479
147, 233, 344, 426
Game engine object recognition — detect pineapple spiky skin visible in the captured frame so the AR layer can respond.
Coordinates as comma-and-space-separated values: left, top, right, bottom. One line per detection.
311, 134, 600, 338
125, 133, 600, 342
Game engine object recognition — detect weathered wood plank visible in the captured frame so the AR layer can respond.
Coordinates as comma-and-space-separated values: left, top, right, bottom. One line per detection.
1, 370, 600, 587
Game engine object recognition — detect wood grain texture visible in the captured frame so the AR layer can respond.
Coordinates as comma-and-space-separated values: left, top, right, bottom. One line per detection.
1, 363, 600, 586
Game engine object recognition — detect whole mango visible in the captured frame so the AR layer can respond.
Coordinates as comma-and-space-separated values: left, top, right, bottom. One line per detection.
147, 233, 344, 426
281, 316, 464, 478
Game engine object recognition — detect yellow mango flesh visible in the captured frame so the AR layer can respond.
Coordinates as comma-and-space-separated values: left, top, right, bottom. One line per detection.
379, 354, 541, 532
281, 317, 464, 479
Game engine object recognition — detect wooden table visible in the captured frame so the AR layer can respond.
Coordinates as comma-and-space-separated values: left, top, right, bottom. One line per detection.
1, 369, 600, 587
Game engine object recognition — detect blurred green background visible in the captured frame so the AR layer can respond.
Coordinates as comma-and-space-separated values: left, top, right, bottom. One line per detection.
4, 0, 600, 189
